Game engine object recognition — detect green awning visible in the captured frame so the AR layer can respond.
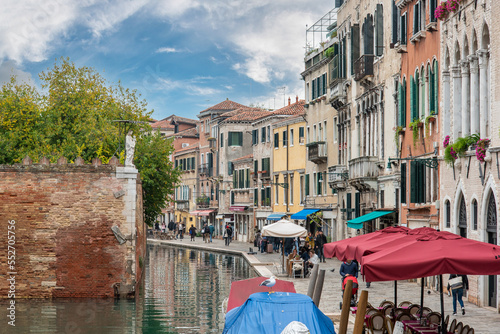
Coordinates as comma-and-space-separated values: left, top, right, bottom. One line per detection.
347, 211, 394, 229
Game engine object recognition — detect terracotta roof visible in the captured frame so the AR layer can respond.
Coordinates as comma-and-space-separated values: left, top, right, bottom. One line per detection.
175, 127, 199, 137
222, 108, 272, 122
199, 99, 247, 113
174, 144, 199, 154
151, 119, 174, 129
232, 154, 253, 162
272, 99, 306, 116
170, 115, 197, 125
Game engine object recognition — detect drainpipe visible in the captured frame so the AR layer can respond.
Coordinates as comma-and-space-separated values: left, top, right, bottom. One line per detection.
286, 123, 289, 213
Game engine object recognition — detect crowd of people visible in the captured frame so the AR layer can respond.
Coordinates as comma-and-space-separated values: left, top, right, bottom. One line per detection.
154, 220, 218, 242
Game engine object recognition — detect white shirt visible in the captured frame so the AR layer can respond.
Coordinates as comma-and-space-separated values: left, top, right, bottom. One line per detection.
310, 254, 320, 265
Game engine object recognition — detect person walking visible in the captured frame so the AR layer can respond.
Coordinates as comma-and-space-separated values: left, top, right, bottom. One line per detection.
168, 220, 175, 232
224, 225, 233, 246
188, 224, 197, 241
447, 274, 468, 315
179, 223, 185, 240
203, 222, 210, 243
339, 259, 358, 284
315, 230, 327, 263
209, 223, 214, 242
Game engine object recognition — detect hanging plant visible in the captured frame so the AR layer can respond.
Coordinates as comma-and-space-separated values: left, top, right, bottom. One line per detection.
409, 117, 423, 147
393, 126, 404, 146
424, 111, 437, 137
444, 145, 458, 166
475, 138, 490, 162
443, 135, 450, 148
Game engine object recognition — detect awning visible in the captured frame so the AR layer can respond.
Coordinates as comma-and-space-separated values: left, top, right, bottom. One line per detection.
230, 206, 248, 212
347, 210, 394, 229
290, 209, 320, 220
216, 214, 224, 219
267, 213, 286, 221
189, 210, 215, 216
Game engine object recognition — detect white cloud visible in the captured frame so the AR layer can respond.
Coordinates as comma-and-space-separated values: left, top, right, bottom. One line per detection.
0, 60, 34, 86
156, 47, 181, 54
155, 77, 222, 96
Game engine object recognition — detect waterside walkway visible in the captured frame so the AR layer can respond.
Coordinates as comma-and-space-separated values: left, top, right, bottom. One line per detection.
149, 237, 500, 334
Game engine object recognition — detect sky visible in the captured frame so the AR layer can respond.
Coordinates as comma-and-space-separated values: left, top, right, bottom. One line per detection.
0, 0, 334, 121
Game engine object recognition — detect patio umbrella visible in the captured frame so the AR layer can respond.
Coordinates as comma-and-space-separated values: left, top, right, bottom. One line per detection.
361, 230, 500, 334
262, 219, 307, 273
226, 277, 296, 312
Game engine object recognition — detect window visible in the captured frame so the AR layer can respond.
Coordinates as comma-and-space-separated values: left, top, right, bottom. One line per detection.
401, 163, 407, 204
275, 175, 280, 204
267, 126, 271, 142
246, 168, 250, 188
290, 174, 294, 205
283, 130, 288, 147
445, 200, 451, 228
300, 175, 304, 204
375, 4, 384, 56
305, 174, 310, 196
261, 158, 270, 176
306, 127, 310, 144
413, 2, 422, 35
283, 175, 288, 205
323, 121, 327, 141
299, 126, 305, 144
261, 127, 266, 143
410, 161, 426, 204
391, 0, 399, 45
254, 188, 258, 206
228, 162, 234, 175
380, 190, 385, 209
254, 160, 258, 174
290, 129, 294, 146
363, 14, 374, 55
333, 117, 338, 142
430, 0, 437, 23
351, 24, 360, 74
252, 129, 258, 145
228, 132, 243, 146
316, 172, 323, 196
398, 78, 407, 127
274, 132, 279, 148
400, 12, 407, 45
220, 133, 224, 147
472, 199, 478, 230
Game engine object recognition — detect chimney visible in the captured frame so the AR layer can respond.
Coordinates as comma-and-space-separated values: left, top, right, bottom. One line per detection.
288, 97, 291, 106
296, 95, 299, 103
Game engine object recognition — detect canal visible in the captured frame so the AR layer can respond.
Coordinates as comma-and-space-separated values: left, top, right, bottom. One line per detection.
3, 243, 257, 333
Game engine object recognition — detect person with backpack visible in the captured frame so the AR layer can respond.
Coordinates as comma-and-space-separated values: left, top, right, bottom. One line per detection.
188, 224, 197, 241
447, 274, 469, 315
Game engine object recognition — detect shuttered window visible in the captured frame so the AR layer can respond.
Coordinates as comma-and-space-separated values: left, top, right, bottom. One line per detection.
252, 129, 257, 145
254, 160, 258, 173
430, 0, 437, 22
391, 0, 399, 45
347, 193, 352, 220
433, 61, 439, 114
246, 169, 250, 188
375, 4, 384, 56
363, 14, 374, 55
274, 132, 279, 148
355, 192, 360, 218
401, 163, 407, 204
351, 24, 360, 74
220, 133, 224, 147
228, 132, 243, 146
410, 161, 426, 203
305, 174, 310, 196
400, 13, 407, 45
261, 127, 266, 143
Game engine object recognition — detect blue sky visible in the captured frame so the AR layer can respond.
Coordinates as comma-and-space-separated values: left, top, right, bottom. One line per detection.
0, 0, 333, 121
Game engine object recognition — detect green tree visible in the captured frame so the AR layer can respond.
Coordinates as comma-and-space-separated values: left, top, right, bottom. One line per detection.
135, 131, 182, 226
0, 58, 180, 226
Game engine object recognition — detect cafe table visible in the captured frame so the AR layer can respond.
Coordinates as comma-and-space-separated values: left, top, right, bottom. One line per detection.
401, 320, 452, 334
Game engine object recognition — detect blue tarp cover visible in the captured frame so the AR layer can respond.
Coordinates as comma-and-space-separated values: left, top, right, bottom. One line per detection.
347, 210, 394, 229
290, 209, 320, 220
223, 292, 336, 334
267, 213, 286, 221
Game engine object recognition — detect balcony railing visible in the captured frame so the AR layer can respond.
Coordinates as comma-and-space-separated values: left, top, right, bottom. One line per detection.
196, 196, 210, 208
307, 141, 327, 164
328, 165, 348, 190
175, 202, 190, 211
348, 156, 380, 191
198, 163, 213, 176
354, 55, 374, 82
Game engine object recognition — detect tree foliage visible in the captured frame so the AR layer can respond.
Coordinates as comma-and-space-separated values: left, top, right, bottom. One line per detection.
0, 57, 180, 226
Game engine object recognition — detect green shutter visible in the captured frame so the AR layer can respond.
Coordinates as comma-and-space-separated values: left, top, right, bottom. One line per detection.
401, 163, 407, 204
347, 193, 352, 219
351, 24, 360, 74
246, 169, 249, 188
434, 61, 439, 115
355, 192, 360, 218
266, 187, 271, 203
402, 79, 407, 126
305, 174, 310, 196
233, 169, 237, 188
398, 81, 403, 127
419, 164, 426, 203
254, 189, 258, 206
254, 160, 258, 173
410, 161, 417, 203
220, 133, 224, 147
375, 4, 383, 56
274, 133, 279, 148
410, 75, 416, 122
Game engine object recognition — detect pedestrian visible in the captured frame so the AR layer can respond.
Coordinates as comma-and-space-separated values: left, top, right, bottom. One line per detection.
161, 222, 166, 233
447, 274, 468, 315
189, 224, 196, 241
224, 225, 232, 246
305, 250, 320, 277
209, 223, 214, 242
155, 221, 160, 231
339, 259, 358, 284
260, 236, 267, 253
203, 222, 210, 243
168, 220, 175, 231
305, 232, 315, 250
175, 222, 180, 239
315, 230, 327, 263
179, 223, 185, 240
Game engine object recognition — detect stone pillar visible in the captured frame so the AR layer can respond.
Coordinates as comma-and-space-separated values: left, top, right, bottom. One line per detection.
451, 65, 462, 139
477, 49, 489, 137
442, 70, 451, 136
460, 60, 470, 137
468, 55, 480, 135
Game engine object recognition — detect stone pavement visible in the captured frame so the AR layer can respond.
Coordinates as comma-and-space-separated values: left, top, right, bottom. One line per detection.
149, 236, 500, 333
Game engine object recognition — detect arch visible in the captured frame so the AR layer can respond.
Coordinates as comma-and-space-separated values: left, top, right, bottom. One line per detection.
454, 41, 461, 65
471, 29, 478, 53
471, 195, 479, 231
453, 181, 466, 234
444, 47, 450, 70
481, 23, 490, 50
462, 34, 469, 58
444, 198, 451, 228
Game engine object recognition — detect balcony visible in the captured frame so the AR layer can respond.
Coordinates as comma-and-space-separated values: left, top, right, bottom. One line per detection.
328, 165, 348, 190
198, 163, 213, 177
196, 195, 210, 208
348, 156, 381, 191
307, 141, 327, 164
354, 55, 374, 82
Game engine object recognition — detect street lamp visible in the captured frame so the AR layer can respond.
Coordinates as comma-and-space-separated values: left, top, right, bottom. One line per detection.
386, 156, 439, 171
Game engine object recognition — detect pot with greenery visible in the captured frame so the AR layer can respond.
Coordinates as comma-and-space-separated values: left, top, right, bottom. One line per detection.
394, 126, 404, 146
409, 117, 423, 146
424, 111, 437, 136
475, 138, 490, 162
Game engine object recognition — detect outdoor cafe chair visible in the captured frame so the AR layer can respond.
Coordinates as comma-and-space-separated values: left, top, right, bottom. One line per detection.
448, 318, 457, 333
407, 303, 420, 316
379, 300, 395, 308
455, 321, 463, 334
426, 312, 441, 325
460, 325, 470, 334
366, 308, 380, 317
382, 304, 394, 318
367, 313, 385, 334
385, 317, 393, 334
417, 306, 432, 318
467, 327, 474, 334
398, 300, 412, 308
395, 312, 413, 322
443, 314, 449, 331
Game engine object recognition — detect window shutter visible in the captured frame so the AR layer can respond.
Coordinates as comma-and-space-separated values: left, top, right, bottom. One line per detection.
398, 81, 403, 127
228, 162, 233, 175
347, 193, 352, 219
351, 24, 360, 74
254, 189, 258, 206
430, 0, 437, 22
419, 164, 426, 203
299, 127, 304, 139
246, 169, 249, 188
252, 129, 257, 145
355, 192, 360, 218
266, 187, 271, 203
401, 14, 407, 45
413, 4, 417, 35
318, 76, 323, 97
233, 170, 237, 188
274, 133, 279, 148
261, 127, 266, 143
392, 0, 398, 45
434, 61, 439, 114
305, 174, 309, 196
254, 160, 258, 173
410, 161, 417, 203
220, 133, 224, 147
363, 16, 375, 55
375, 4, 384, 56
341, 37, 347, 77
312, 79, 316, 100
410, 75, 416, 121
402, 78, 407, 125
238, 132, 242, 146
401, 163, 407, 204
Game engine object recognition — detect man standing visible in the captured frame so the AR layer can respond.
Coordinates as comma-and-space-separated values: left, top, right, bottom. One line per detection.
203, 222, 210, 243
209, 223, 214, 243
188, 224, 197, 241
315, 230, 327, 263
224, 225, 233, 246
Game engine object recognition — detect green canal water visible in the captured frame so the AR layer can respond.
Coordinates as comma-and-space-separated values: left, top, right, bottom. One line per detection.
3, 244, 257, 333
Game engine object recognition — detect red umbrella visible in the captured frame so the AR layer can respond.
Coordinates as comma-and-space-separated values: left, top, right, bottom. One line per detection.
361, 231, 500, 282
226, 277, 296, 312
324, 226, 410, 261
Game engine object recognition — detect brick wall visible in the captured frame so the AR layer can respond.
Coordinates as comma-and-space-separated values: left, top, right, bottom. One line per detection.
0, 159, 145, 298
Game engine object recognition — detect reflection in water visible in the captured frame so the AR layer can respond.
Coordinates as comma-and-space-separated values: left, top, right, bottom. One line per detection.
1, 244, 257, 333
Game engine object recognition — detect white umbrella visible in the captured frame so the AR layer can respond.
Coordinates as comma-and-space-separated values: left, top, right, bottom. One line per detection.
262, 219, 307, 274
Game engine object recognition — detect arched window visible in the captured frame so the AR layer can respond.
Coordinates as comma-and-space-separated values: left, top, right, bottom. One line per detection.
472, 199, 478, 230
445, 200, 451, 228
458, 195, 467, 238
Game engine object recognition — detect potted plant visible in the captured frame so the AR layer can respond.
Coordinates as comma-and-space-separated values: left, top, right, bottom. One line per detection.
475, 138, 490, 162
394, 126, 404, 146
425, 111, 437, 136
409, 117, 423, 147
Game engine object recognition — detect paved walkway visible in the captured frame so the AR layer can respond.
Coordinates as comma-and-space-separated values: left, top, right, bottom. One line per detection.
149, 236, 500, 333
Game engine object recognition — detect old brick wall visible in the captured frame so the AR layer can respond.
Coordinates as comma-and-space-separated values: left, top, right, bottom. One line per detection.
0, 161, 145, 298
